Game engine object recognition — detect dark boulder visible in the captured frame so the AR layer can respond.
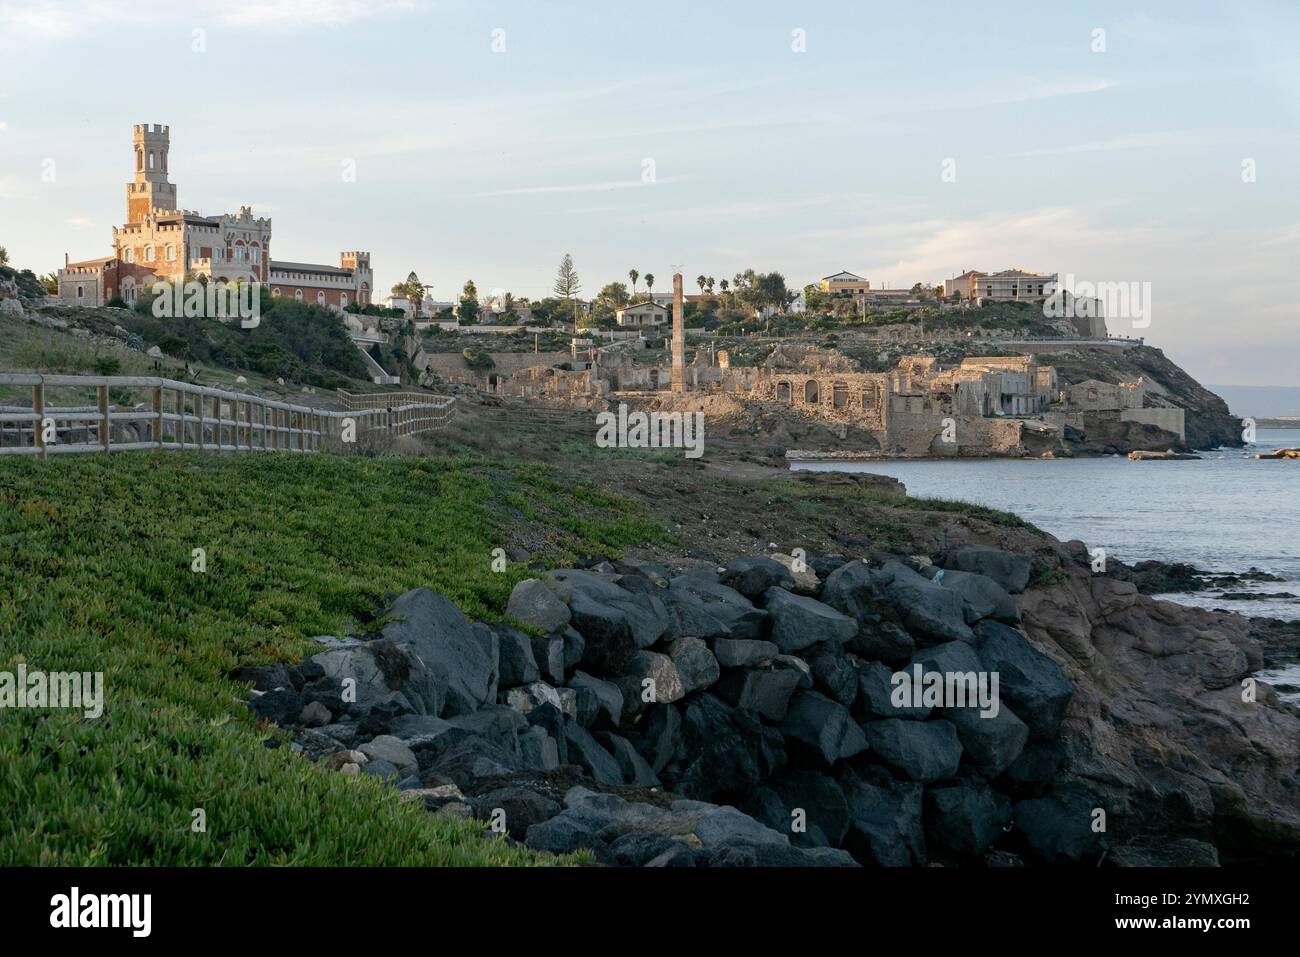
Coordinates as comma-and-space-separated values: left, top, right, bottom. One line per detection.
762, 587, 858, 653
862, 718, 962, 783
712, 637, 779, 668
666, 637, 721, 694
720, 555, 795, 599
837, 766, 926, 867
247, 688, 305, 724
973, 620, 1073, 738
942, 545, 1032, 594
878, 561, 975, 644
471, 786, 561, 840
779, 690, 868, 765
930, 568, 1020, 624
495, 625, 540, 687
1014, 784, 1106, 864
924, 779, 1013, 857
819, 561, 915, 661
667, 573, 767, 640
856, 661, 932, 721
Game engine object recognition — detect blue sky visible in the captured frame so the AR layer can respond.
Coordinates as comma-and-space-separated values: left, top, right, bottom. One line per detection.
1, 0, 1297, 385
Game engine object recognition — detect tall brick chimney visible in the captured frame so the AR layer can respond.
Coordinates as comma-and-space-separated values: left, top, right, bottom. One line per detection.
671, 272, 685, 393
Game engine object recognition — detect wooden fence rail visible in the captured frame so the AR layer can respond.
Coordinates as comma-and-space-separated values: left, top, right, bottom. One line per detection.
0, 374, 455, 459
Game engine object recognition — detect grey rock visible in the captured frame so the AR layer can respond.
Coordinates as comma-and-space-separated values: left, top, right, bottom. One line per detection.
631, 704, 681, 774
712, 637, 779, 668
856, 661, 932, 720
762, 587, 857, 653
505, 681, 576, 719
617, 651, 686, 707
770, 771, 850, 848
819, 560, 915, 660
666, 573, 767, 640
358, 735, 418, 778
518, 725, 561, 770
495, 625, 540, 687
879, 561, 975, 644
942, 545, 1032, 594
946, 704, 1029, 778
808, 648, 858, 707
924, 779, 1013, 857
973, 620, 1073, 738
247, 688, 304, 724
838, 766, 926, 866
562, 720, 623, 785
298, 700, 332, 727
1014, 785, 1105, 864
863, 718, 962, 783
715, 667, 803, 722
529, 634, 566, 685
667, 637, 720, 694
472, 786, 561, 839
597, 732, 662, 787
569, 670, 624, 726
506, 578, 571, 633
719, 555, 796, 599
779, 691, 868, 765
932, 568, 1021, 624
380, 588, 499, 716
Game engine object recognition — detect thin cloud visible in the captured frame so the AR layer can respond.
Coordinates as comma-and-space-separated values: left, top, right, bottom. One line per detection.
475, 176, 690, 197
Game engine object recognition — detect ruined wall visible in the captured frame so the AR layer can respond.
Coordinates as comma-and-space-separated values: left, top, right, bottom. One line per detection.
883, 412, 1025, 456
420, 351, 571, 387
1121, 407, 1185, 441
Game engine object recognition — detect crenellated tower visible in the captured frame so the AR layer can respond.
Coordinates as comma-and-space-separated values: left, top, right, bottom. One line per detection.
127, 123, 177, 223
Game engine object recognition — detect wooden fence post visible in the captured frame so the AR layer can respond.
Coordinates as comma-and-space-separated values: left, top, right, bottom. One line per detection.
154, 385, 164, 449
32, 381, 46, 461
97, 385, 111, 453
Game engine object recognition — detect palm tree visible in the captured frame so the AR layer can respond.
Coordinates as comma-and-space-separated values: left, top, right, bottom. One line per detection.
628, 269, 639, 298
706, 276, 715, 295
696, 275, 707, 296
644, 273, 655, 301
719, 278, 729, 301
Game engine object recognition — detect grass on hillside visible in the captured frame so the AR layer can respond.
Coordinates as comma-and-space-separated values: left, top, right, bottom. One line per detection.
0, 451, 667, 866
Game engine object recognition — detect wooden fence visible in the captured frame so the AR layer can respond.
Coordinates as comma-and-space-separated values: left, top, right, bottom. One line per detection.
0, 374, 455, 459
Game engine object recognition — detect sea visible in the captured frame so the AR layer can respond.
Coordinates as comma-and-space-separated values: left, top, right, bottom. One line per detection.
792, 429, 1300, 699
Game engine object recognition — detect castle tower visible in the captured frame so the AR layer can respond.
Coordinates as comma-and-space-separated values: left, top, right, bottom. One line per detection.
671, 272, 685, 393
127, 124, 177, 223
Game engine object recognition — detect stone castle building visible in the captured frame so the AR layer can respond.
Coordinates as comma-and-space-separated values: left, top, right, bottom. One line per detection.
57, 124, 372, 311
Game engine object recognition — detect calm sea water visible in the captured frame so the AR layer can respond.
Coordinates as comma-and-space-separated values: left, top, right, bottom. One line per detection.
793, 429, 1300, 698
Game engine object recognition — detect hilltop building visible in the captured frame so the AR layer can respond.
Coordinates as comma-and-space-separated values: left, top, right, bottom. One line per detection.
57, 124, 372, 311
819, 271, 870, 295
941, 268, 1058, 303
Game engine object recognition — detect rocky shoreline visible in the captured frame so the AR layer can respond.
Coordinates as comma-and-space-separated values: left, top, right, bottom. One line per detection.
240, 539, 1300, 867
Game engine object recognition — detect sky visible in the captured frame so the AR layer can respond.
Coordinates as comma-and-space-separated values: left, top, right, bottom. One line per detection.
1, 0, 1297, 386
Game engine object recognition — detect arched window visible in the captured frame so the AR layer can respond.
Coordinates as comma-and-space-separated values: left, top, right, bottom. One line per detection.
144, 245, 154, 262
862, 389, 876, 409
776, 380, 791, 402
804, 380, 819, 404
294, 289, 303, 302
832, 382, 848, 409
148, 152, 155, 170
165, 244, 175, 261
340, 293, 348, 308
272, 287, 281, 297
317, 291, 325, 305
360, 282, 370, 305
124, 248, 135, 264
